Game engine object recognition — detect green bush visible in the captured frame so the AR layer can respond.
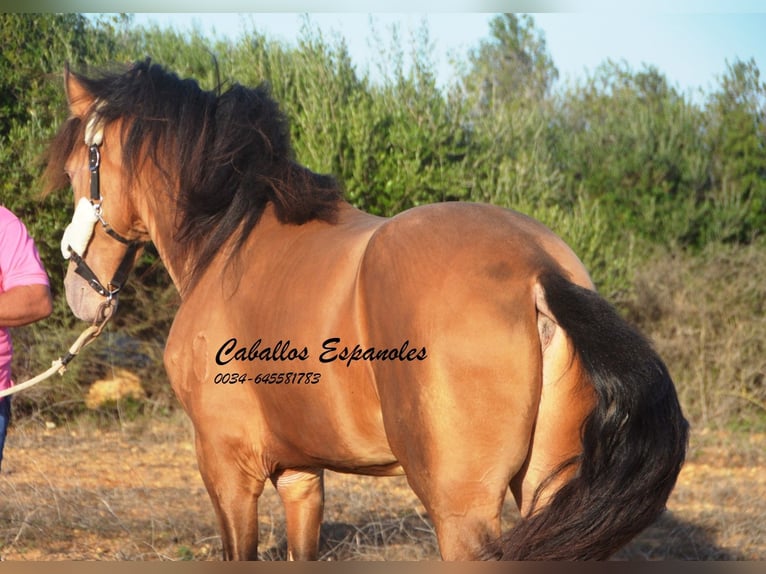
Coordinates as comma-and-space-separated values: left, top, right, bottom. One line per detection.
1, 14, 763, 428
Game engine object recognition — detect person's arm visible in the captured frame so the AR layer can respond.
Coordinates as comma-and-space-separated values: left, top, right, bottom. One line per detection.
0, 283, 53, 328
0, 208, 53, 328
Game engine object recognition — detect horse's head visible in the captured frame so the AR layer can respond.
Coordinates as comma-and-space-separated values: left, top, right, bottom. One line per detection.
47, 59, 343, 321
59, 68, 147, 323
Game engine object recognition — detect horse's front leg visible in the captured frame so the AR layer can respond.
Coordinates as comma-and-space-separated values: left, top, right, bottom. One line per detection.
195, 433, 266, 560
272, 468, 325, 560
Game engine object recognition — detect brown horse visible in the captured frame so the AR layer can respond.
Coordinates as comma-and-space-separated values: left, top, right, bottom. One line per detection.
44, 59, 688, 561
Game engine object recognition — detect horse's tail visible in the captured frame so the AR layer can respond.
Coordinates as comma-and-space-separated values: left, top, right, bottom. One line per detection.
490, 270, 689, 560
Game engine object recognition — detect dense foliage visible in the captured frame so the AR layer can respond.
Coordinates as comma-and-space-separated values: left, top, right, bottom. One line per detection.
1, 14, 764, 427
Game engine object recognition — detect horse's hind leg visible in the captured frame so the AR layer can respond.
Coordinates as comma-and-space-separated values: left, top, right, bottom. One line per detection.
418, 472, 511, 560
271, 468, 325, 560
380, 318, 542, 559
510, 297, 595, 517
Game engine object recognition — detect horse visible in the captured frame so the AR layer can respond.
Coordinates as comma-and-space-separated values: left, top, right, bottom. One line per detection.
43, 59, 688, 561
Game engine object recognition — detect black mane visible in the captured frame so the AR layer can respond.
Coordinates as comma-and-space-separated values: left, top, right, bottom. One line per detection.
46, 58, 342, 292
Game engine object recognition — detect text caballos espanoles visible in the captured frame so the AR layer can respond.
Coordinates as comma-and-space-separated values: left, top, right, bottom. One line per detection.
215, 337, 428, 368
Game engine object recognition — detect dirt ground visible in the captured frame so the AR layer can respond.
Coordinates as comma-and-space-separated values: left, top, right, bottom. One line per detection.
0, 414, 763, 561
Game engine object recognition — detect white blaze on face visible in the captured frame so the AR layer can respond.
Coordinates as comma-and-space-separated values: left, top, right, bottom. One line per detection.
61, 103, 106, 261
61, 197, 99, 259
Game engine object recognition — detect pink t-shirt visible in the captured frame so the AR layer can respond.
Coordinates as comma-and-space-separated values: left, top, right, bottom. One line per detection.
0, 207, 50, 391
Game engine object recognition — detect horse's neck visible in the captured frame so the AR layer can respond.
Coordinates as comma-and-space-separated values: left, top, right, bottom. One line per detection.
136, 193, 190, 294
145, 198, 381, 299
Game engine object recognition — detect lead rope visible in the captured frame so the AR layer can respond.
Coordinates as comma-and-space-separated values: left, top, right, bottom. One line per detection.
0, 299, 116, 399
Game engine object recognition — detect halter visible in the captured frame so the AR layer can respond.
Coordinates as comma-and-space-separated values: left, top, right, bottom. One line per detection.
61, 105, 143, 301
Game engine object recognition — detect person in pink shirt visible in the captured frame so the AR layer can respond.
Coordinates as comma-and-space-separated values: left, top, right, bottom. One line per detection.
0, 206, 53, 471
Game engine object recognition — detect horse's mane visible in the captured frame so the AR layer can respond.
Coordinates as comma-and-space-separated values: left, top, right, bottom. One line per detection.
44, 58, 343, 292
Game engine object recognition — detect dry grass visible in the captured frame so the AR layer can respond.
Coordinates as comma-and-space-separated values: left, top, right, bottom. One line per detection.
0, 414, 763, 561
624, 242, 766, 431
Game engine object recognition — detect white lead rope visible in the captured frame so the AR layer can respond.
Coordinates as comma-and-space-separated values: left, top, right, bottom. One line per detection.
0, 302, 115, 399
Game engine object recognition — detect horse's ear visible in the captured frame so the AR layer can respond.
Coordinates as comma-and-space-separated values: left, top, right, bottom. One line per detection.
65, 63, 94, 119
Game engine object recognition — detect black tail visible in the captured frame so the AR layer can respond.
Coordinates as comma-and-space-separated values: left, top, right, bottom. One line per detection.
489, 270, 688, 560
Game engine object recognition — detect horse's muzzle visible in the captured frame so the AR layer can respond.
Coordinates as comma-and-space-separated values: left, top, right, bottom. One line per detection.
64, 265, 115, 323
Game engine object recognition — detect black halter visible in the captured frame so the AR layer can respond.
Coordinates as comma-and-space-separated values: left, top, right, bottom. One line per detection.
68, 140, 143, 300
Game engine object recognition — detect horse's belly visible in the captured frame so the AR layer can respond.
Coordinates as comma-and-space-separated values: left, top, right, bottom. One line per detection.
326, 461, 405, 477
255, 361, 399, 471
